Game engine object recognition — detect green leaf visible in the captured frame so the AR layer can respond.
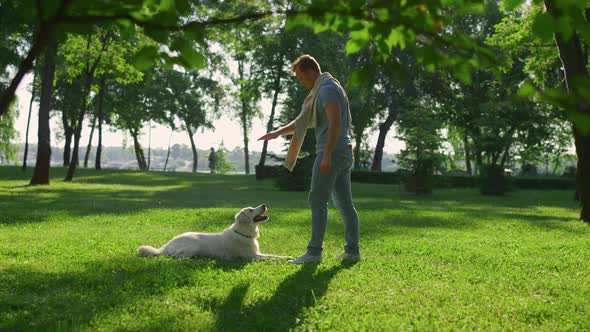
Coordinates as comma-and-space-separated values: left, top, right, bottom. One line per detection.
41, 0, 62, 20
175, 0, 190, 16
501, 0, 526, 11
532, 13, 556, 42
115, 19, 136, 39
345, 39, 368, 55
171, 38, 205, 69
14, 0, 37, 21
455, 3, 485, 16
132, 46, 159, 71
346, 27, 369, 54
386, 27, 406, 51
54, 22, 94, 42
285, 13, 314, 32
455, 62, 472, 85
144, 27, 170, 44
184, 26, 205, 45
348, 67, 370, 88
556, 16, 574, 42
517, 81, 537, 97
578, 24, 590, 44
569, 112, 590, 135
159, 0, 175, 13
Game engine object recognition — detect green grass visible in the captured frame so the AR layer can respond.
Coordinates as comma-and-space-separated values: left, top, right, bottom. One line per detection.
1, 166, 589, 331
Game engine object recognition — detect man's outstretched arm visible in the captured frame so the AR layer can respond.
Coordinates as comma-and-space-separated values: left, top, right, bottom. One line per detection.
258, 119, 297, 141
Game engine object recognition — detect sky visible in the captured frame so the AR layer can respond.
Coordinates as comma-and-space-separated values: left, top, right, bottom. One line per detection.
13, 72, 403, 155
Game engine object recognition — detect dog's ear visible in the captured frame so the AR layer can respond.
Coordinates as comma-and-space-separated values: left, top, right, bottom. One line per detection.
235, 211, 251, 223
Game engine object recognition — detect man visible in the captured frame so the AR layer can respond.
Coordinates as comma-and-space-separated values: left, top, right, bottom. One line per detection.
258, 54, 360, 264
208, 147, 216, 174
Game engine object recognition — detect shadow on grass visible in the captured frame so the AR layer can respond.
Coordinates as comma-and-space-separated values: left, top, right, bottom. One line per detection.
208, 262, 354, 331
0, 256, 249, 331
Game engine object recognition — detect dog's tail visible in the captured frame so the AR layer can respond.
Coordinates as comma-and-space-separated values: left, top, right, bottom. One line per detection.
137, 245, 162, 257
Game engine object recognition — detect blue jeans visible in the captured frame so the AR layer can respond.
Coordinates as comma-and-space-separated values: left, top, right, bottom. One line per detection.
306, 147, 360, 255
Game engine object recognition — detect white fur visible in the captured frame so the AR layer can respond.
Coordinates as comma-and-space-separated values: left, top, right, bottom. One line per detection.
137, 205, 289, 260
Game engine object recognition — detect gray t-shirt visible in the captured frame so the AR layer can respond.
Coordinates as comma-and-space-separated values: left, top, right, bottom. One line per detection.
314, 80, 351, 153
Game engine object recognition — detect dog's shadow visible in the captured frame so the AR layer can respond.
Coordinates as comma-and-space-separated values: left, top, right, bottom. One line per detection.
209, 261, 355, 331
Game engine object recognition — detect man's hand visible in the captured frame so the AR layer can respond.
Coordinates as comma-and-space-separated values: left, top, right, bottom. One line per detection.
258, 131, 279, 141
320, 152, 331, 173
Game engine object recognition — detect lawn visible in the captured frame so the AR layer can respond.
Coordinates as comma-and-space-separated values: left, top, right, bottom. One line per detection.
1, 166, 589, 331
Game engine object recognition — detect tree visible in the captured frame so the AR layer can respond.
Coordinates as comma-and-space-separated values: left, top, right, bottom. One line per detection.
52, 76, 84, 166
396, 99, 445, 194
491, 0, 590, 219
254, 18, 296, 168
61, 30, 111, 181
218, 10, 267, 175
162, 68, 220, 173
214, 141, 236, 174
109, 76, 151, 170
30, 39, 57, 185
21, 66, 37, 170
0, 100, 18, 164
539, 0, 590, 221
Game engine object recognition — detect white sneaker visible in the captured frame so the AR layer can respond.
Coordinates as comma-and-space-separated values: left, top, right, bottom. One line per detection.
289, 252, 322, 264
335, 252, 361, 262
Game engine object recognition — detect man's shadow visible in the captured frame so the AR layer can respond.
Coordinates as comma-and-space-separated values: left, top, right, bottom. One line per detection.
210, 261, 355, 331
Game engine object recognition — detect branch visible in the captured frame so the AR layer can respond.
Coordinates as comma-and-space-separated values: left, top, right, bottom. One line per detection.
0, 0, 73, 118
61, 9, 306, 31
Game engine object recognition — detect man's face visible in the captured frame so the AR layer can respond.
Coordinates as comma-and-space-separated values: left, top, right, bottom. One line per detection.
294, 67, 314, 90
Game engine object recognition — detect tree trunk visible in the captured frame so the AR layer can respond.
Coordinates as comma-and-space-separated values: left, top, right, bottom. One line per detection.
164, 131, 173, 172
83, 116, 96, 168
164, 147, 171, 171
187, 125, 198, 173
545, 0, 590, 222
30, 39, 57, 185
353, 136, 362, 170
237, 58, 250, 174
258, 72, 281, 167
463, 133, 472, 175
95, 76, 106, 170
65, 75, 91, 181
131, 130, 147, 170
22, 66, 37, 171
62, 112, 73, 167
371, 108, 397, 171
475, 150, 483, 176
147, 121, 151, 171
500, 145, 509, 169
241, 103, 250, 174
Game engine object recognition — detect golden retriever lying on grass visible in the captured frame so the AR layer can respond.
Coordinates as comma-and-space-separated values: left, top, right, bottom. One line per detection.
138, 204, 289, 260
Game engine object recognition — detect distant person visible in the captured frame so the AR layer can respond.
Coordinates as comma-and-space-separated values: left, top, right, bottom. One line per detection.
208, 147, 217, 173
258, 54, 360, 264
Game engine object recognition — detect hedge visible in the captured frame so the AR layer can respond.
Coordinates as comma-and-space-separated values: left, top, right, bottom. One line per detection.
255, 165, 576, 191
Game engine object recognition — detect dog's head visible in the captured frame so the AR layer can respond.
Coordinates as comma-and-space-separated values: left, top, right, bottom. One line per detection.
235, 204, 269, 224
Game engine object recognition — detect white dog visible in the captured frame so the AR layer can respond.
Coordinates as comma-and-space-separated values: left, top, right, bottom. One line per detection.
137, 204, 289, 260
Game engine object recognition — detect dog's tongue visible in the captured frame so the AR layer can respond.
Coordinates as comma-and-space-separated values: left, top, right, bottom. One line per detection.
254, 213, 268, 221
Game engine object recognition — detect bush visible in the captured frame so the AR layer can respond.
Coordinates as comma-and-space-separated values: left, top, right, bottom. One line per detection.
350, 170, 573, 191
521, 163, 538, 175
274, 155, 315, 191
400, 159, 434, 195
562, 165, 576, 177
255, 164, 282, 180
434, 175, 479, 188
351, 170, 401, 184
514, 176, 575, 190
481, 164, 511, 195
